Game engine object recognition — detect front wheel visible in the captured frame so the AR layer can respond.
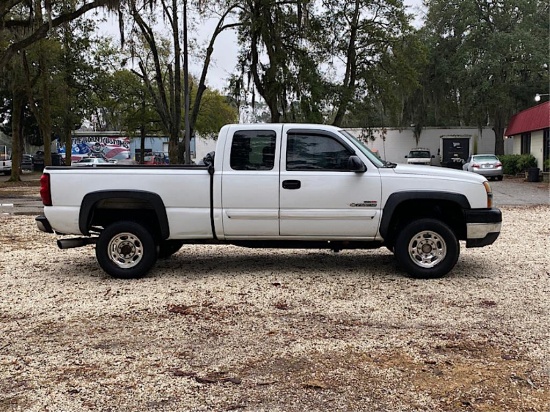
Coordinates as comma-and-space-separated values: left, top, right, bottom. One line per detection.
96, 221, 157, 279
394, 219, 459, 279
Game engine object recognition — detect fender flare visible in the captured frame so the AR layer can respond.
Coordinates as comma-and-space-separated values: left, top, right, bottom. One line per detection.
79, 190, 169, 239
379, 191, 470, 239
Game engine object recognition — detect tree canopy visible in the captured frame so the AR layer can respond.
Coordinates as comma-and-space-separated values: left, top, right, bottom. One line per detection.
417, 0, 549, 153
1, 0, 548, 174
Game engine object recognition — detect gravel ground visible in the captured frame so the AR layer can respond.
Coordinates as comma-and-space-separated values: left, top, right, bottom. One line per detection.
0, 205, 549, 411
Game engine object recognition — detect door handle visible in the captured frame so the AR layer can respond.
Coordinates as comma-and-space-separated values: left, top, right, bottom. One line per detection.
282, 180, 301, 190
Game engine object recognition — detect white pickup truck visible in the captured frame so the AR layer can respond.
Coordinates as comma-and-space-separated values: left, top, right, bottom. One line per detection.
36, 123, 502, 279
0, 154, 11, 175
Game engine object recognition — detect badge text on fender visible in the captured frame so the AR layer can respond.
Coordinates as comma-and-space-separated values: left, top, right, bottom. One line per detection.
350, 201, 377, 207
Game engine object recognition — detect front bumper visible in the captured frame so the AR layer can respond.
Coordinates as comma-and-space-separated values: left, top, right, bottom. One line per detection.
464, 208, 502, 247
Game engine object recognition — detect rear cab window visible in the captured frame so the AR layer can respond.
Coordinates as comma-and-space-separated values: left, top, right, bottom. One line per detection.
229, 130, 277, 171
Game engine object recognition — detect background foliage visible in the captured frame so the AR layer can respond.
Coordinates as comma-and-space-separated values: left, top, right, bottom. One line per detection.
0, 0, 548, 177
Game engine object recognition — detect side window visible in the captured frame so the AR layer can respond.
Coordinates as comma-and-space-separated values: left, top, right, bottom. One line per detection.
286, 133, 353, 171
521, 132, 531, 155
230, 130, 277, 171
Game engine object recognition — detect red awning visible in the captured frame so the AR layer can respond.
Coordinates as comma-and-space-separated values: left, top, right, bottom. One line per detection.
505, 101, 550, 136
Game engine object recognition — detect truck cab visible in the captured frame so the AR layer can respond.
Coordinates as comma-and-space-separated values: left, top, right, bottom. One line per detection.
216, 124, 382, 239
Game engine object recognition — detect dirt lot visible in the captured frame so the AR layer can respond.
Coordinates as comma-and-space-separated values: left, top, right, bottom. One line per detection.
0, 200, 549, 410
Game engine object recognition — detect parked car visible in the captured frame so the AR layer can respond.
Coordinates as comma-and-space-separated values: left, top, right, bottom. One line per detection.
463, 154, 503, 181
72, 157, 112, 167
21, 154, 33, 171
405, 148, 434, 165
116, 159, 138, 165
33, 151, 65, 171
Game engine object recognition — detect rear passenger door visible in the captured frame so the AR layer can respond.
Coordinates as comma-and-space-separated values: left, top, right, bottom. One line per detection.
221, 126, 281, 237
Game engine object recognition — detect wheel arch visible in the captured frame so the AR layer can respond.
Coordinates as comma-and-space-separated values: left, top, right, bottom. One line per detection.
380, 191, 470, 245
79, 190, 170, 239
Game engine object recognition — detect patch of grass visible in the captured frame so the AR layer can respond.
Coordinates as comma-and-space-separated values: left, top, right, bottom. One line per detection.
0, 172, 41, 192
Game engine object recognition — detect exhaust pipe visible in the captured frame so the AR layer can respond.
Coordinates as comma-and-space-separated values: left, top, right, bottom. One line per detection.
57, 237, 97, 249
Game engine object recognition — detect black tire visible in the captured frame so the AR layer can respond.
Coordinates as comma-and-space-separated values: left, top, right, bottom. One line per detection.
157, 240, 185, 259
394, 218, 459, 279
96, 221, 157, 279
497, 175, 503, 181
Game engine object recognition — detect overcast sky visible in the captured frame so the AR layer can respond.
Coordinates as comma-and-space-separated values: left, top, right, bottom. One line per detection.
98, 0, 426, 92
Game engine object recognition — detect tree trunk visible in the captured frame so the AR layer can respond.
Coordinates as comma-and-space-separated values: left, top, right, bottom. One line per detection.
9, 88, 24, 182
140, 126, 146, 164
493, 110, 506, 156
139, 95, 146, 164
23, 42, 53, 167
40, 46, 52, 167
190, 5, 240, 142
332, 0, 359, 127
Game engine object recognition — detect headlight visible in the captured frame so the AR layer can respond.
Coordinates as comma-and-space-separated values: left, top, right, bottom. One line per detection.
483, 181, 493, 208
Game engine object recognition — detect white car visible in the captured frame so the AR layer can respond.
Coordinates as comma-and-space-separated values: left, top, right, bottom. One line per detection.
72, 157, 112, 167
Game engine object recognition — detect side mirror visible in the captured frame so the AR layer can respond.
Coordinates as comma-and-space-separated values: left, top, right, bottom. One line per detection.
431, 155, 435, 158
348, 155, 366, 172
404, 155, 408, 158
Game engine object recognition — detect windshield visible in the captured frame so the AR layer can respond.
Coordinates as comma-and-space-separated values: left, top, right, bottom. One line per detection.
409, 150, 430, 158
339, 130, 386, 168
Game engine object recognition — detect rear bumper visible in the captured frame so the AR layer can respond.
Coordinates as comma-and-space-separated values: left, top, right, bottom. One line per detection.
36, 215, 54, 233
472, 167, 503, 177
464, 208, 502, 247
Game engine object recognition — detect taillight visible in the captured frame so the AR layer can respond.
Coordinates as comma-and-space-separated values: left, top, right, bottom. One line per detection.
495, 162, 502, 167
472, 163, 480, 168
40, 173, 52, 206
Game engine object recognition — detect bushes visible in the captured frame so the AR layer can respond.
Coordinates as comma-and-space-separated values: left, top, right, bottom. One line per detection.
498, 154, 537, 175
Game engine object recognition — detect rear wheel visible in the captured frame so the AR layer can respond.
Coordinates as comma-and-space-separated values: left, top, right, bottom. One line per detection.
394, 218, 459, 279
96, 221, 157, 279
497, 175, 503, 181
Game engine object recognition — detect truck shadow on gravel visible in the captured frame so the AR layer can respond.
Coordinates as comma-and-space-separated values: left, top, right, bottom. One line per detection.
149, 248, 492, 281
42, 244, 493, 281
46, 246, 493, 282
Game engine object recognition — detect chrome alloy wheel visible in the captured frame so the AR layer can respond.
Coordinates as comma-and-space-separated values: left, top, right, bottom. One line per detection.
107, 232, 144, 268
408, 230, 447, 268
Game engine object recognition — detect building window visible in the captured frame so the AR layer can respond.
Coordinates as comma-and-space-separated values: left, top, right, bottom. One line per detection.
521, 132, 531, 155
543, 129, 549, 172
